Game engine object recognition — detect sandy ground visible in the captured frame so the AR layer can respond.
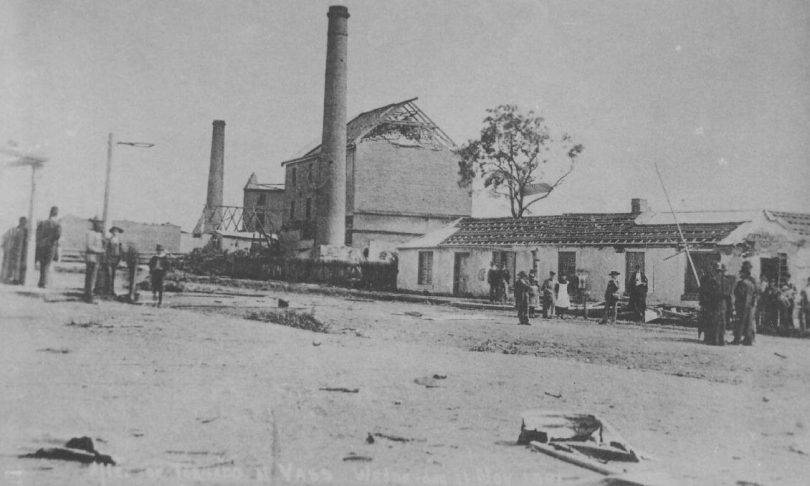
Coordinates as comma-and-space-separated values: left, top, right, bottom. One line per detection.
1, 271, 809, 486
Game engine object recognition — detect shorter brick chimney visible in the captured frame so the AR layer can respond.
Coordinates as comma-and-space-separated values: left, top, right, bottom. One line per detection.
631, 198, 649, 215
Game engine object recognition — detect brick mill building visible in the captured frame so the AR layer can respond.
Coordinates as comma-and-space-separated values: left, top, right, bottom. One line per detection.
244, 98, 471, 259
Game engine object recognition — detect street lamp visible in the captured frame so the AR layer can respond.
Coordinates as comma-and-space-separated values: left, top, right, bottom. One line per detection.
103, 133, 154, 232
1, 146, 49, 287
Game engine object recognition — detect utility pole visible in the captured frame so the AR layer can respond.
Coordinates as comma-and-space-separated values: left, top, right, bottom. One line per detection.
102, 132, 154, 232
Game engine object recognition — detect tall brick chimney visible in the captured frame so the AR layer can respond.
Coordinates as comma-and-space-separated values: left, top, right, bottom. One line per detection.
204, 120, 226, 232
316, 5, 349, 248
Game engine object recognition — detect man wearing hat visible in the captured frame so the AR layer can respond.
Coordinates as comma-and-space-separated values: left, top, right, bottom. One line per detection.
35, 205, 62, 288
83, 217, 104, 303
103, 226, 124, 296
514, 271, 532, 325
733, 260, 759, 345
600, 271, 622, 324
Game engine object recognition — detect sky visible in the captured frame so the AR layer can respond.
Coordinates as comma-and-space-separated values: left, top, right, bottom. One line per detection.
1, 0, 808, 231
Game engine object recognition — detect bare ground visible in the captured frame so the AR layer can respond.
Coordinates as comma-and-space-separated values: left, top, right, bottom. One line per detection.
1, 272, 809, 485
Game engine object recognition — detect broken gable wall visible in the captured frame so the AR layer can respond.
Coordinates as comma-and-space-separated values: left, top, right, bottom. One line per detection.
720, 216, 810, 291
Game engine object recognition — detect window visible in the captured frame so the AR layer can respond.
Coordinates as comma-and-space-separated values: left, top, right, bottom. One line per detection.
291, 167, 297, 185
418, 251, 434, 285
684, 252, 720, 297
558, 251, 576, 279
257, 194, 266, 206
305, 198, 312, 220
307, 163, 313, 183
289, 200, 296, 220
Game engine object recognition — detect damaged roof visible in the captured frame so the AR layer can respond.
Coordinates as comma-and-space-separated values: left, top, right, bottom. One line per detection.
437, 213, 744, 248
284, 98, 455, 164
768, 211, 810, 237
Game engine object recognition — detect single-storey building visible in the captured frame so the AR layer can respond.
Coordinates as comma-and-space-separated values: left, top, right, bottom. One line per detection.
397, 199, 810, 306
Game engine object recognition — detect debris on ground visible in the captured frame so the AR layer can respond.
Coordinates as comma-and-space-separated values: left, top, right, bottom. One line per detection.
21, 436, 115, 465
37, 348, 70, 354
774, 352, 788, 359
519, 410, 645, 476
371, 432, 426, 443
342, 454, 372, 462
319, 387, 359, 393
470, 339, 519, 354
544, 392, 562, 399
414, 376, 444, 388
432, 374, 447, 380
365, 433, 375, 444
278, 299, 289, 308
66, 319, 113, 329
244, 309, 329, 333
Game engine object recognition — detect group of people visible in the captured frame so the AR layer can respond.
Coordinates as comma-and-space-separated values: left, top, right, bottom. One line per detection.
486, 262, 511, 303
1, 206, 62, 287
511, 269, 580, 325
83, 217, 170, 306
698, 260, 763, 346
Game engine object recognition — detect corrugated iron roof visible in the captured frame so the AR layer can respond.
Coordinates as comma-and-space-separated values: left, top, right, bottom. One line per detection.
438, 213, 743, 248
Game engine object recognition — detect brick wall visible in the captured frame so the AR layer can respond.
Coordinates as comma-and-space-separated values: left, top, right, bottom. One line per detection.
353, 140, 470, 217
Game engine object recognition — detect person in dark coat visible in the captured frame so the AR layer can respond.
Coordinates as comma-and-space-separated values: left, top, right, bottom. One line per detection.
1, 216, 27, 284
125, 242, 140, 303
487, 262, 499, 303
699, 261, 727, 346
733, 261, 759, 346
35, 206, 61, 288
600, 271, 621, 324
149, 244, 170, 307
514, 271, 532, 325
627, 265, 648, 322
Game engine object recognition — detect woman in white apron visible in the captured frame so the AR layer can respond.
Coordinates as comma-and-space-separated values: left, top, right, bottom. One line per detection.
556, 275, 571, 319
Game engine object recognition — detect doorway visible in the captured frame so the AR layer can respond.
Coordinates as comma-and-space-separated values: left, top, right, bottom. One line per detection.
453, 252, 471, 297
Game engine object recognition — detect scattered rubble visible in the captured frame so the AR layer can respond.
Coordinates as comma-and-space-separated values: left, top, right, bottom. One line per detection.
244, 309, 329, 333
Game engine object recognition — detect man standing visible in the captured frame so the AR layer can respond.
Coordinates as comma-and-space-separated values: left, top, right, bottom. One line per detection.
104, 226, 124, 296
733, 261, 758, 346
628, 265, 648, 322
125, 242, 140, 303
541, 271, 557, 318
514, 271, 531, 325
600, 271, 621, 324
35, 206, 62, 288
699, 261, 727, 346
84, 217, 104, 303
487, 262, 499, 303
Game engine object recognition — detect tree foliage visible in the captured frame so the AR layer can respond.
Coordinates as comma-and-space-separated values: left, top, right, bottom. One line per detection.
457, 105, 584, 218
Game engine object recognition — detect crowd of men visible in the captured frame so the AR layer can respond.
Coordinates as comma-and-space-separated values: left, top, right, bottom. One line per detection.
491, 257, 810, 346
0, 208, 170, 307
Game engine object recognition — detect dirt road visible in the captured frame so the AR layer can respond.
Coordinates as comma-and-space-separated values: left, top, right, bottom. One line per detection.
1, 274, 809, 485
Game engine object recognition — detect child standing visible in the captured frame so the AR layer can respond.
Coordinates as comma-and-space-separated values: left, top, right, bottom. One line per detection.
149, 244, 170, 307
